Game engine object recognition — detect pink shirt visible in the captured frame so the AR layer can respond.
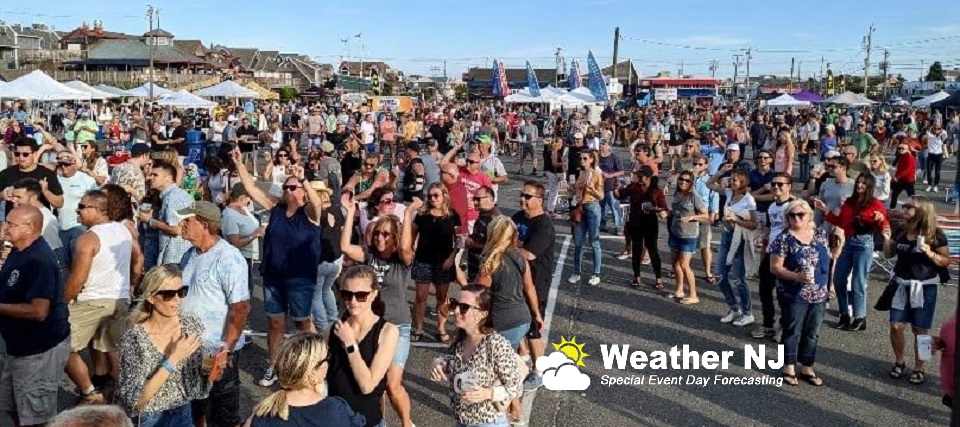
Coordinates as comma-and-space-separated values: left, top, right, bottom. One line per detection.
459, 167, 493, 222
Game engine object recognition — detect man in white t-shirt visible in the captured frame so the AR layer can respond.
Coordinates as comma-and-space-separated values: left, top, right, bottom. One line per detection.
10, 178, 63, 257
360, 113, 377, 156
925, 124, 948, 192
55, 151, 98, 268
476, 137, 509, 198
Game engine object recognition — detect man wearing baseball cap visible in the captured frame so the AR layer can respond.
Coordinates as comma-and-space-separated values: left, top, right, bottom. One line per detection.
55, 150, 98, 268
178, 201, 251, 427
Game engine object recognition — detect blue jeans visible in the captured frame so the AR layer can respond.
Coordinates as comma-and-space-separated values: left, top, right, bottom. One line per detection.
58, 226, 86, 269
457, 414, 509, 427
141, 227, 160, 271
313, 258, 343, 332
778, 299, 826, 366
573, 202, 602, 275
137, 404, 192, 427
833, 234, 873, 318
716, 229, 751, 315
599, 189, 623, 231
191, 351, 241, 427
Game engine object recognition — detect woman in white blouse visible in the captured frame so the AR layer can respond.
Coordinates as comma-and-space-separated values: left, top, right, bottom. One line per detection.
869, 153, 891, 202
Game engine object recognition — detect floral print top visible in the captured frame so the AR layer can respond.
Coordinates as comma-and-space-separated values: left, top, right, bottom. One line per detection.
768, 228, 831, 304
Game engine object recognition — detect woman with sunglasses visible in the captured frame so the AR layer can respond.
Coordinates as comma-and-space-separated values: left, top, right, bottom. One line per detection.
431, 285, 524, 427
568, 149, 604, 286
341, 199, 416, 427
668, 170, 709, 302
708, 169, 759, 322
815, 173, 889, 331
769, 200, 831, 386
77, 141, 108, 186
409, 184, 461, 343
362, 188, 407, 244
345, 154, 390, 202
264, 148, 292, 198
869, 154, 891, 202
619, 167, 667, 290
117, 265, 207, 426
881, 197, 949, 385
248, 333, 365, 427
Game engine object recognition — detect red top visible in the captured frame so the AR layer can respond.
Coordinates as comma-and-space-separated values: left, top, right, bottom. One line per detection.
444, 179, 470, 234
824, 197, 890, 237
894, 152, 916, 184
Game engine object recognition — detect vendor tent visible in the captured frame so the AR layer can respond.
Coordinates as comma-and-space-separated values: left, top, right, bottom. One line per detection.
94, 84, 132, 97
64, 80, 119, 100
0, 70, 91, 101
244, 81, 279, 100
792, 89, 823, 103
931, 93, 960, 108
823, 91, 876, 106
912, 91, 951, 107
766, 93, 811, 107
156, 90, 217, 108
126, 82, 174, 97
195, 80, 259, 98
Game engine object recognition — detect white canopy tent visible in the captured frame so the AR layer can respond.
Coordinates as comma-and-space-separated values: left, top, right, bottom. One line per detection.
195, 80, 259, 98
823, 91, 876, 106
156, 90, 217, 108
766, 93, 811, 107
64, 80, 119, 100
0, 70, 91, 101
912, 91, 951, 107
126, 82, 174, 98
94, 84, 132, 97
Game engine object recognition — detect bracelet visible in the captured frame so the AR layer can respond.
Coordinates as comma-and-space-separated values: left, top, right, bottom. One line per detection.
160, 358, 176, 374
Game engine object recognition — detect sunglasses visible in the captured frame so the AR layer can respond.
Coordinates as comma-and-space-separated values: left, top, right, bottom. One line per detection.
771, 182, 789, 188
788, 212, 807, 219
277, 154, 288, 158
467, 159, 479, 165
154, 286, 189, 301
76, 203, 98, 212
282, 185, 302, 192
13, 152, 32, 158
521, 193, 540, 200
449, 298, 481, 315
364, 163, 377, 168
428, 193, 443, 199
378, 198, 395, 205
57, 162, 75, 167
373, 230, 394, 238
677, 178, 692, 183
340, 289, 372, 302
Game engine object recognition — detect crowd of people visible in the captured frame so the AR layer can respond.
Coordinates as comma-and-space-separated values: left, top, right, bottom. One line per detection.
0, 95, 957, 426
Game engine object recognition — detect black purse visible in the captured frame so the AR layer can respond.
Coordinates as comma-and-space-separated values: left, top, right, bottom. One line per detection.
874, 279, 898, 311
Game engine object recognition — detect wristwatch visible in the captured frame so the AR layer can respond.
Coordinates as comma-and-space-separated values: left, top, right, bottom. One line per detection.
345, 343, 358, 354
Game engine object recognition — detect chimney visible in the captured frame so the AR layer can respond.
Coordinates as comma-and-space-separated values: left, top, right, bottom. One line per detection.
81, 21, 89, 31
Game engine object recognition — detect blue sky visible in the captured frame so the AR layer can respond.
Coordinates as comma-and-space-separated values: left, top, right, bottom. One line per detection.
3, 0, 960, 81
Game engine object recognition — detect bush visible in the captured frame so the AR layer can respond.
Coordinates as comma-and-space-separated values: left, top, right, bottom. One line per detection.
277, 87, 298, 101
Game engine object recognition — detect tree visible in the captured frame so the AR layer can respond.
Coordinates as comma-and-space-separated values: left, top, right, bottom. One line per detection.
925, 61, 945, 82
277, 87, 298, 102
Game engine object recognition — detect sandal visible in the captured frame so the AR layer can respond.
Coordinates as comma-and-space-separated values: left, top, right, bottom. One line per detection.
679, 297, 700, 305
653, 280, 665, 291
909, 370, 927, 385
438, 333, 451, 344
782, 372, 799, 386
889, 362, 906, 379
617, 252, 632, 260
667, 292, 686, 300
411, 332, 424, 343
799, 371, 824, 386
631, 278, 642, 289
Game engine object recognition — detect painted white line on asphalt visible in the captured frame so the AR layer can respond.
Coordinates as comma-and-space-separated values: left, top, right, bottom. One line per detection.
411, 342, 450, 349
522, 234, 572, 425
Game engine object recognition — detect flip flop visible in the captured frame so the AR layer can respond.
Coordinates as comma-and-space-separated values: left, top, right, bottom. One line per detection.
410, 332, 424, 343
782, 372, 799, 386
438, 333, 451, 344
653, 280, 665, 291
679, 297, 700, 305
799, 372, 824, 387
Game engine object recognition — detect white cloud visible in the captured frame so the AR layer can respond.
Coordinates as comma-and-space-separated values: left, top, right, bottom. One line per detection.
543, 364, 591, 391
930, 25, 960, 35
536, 352, 573, 372
667, 35, 749, 47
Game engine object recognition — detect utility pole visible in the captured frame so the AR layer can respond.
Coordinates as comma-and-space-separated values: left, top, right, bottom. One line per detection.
679, 60, 684, 77
790, 57, 795, 89
709, 59, 718, 78
819, 57, 825, 93
920, 59, 925, 81
612, 27, 620, 79
863, 24, 874, 97
745, 48, 752, 103
733, 54, 742, 99
798, 61, 802, 88
881, 49, 890, 100
146, 5, 156, 99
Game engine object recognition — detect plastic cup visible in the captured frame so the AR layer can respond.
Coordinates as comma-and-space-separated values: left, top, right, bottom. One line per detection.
917, 335, 933, 361
202, 341, 226, 372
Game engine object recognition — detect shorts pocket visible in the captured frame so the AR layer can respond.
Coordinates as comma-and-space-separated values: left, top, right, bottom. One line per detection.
24, 378, 58, 416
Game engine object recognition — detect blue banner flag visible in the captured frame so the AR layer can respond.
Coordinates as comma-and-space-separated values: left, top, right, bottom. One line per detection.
526, 60, 541, 97
586, 51, 609, 101
569, 59, 582, 89
492, 59, 503, 97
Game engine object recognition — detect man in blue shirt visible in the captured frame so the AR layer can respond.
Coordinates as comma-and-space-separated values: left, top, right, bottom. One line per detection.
0, 206, 70, 425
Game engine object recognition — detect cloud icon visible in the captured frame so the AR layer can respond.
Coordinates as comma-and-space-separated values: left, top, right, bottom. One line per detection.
538, 351, 591, 391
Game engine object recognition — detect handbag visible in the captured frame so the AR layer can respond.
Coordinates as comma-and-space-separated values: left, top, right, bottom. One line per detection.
874, 279, 898, 311
569, 204, 583, 223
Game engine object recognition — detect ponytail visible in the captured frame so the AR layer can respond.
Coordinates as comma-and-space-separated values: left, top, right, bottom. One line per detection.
253, 390, 290, 420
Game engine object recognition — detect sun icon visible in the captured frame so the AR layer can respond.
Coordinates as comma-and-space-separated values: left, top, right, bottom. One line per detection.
552, 336, 589, 367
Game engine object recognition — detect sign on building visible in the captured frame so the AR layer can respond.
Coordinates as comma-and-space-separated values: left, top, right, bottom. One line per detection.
654, 88, 678, 101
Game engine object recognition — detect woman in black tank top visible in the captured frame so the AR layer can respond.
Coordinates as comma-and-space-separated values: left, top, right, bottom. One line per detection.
326, 265, 400, 427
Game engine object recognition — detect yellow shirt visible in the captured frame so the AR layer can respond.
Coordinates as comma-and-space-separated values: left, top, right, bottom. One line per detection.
577, 168, 604, 204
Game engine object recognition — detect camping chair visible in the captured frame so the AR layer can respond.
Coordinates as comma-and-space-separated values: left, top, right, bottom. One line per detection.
938, 213, 960, 287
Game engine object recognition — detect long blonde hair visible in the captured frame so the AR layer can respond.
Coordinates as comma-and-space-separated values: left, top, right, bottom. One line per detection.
904, 197, 939, 242
129, 265, 182, 325
480, 216, 519, 277
252, 333, 329, 421
869, 154, 888, 172
420, 182, 452, 218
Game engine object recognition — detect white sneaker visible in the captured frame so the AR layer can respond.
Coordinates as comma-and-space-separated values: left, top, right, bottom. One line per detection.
588, 276, 601, 286
927, 186, 933, 192
923, 179, 929, 185
720, 310, 741, 324
934, 186, 940, 192
567, 275, 581, 284
733, 314, 756, 327
258, 367, 278, 387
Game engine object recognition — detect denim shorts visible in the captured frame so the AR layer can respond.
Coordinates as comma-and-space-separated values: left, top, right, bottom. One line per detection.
262, 276, 316, 321
499, 322, 531, 350
365, 143, 379, 154
669, 235, 699, 254
889, 284, 938, 329
393, 323, 411, 368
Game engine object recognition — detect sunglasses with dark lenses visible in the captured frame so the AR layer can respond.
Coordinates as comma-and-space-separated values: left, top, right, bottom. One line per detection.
340, 289, 372, 302
378, 198, 395, 205
771, 182, 789, 188
373, 230, 394, 238
677, 178, 692, 184
13, 152, 32, 158
467, 160, 479, 164
787, 212, 807, 219
154, 287, 189, 301
521, 193, 540, 200
282, 185, 302, 192
364, 163, 377, 168
277, 154, 288, 158
449, 298, 481, 314
76, 203, 97, 211
428, 193, 443, 199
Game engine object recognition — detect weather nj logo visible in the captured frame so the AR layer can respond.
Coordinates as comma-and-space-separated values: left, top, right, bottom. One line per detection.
536, 337, 591, 391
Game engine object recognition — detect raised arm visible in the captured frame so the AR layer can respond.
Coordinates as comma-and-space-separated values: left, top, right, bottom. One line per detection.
231, 150, 277, 210
400, 198, 418, 266
339, 193, 365, 262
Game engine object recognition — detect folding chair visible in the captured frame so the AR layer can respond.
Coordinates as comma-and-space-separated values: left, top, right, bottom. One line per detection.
937, 213, 960, 287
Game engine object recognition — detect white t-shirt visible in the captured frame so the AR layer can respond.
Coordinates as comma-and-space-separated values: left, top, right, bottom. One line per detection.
57, 172, 99, 230
40, 207, 63, 250
360, 121, 376, 145
723, 189, 756, 232
765, 197, 794, 252
927, 130, 947, 155
180, 239, 250, 351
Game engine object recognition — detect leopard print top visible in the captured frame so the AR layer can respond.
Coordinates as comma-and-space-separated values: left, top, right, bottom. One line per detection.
442, 333, 523, 425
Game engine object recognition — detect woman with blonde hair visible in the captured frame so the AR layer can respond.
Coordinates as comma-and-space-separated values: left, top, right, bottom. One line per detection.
882, 196, 949, 385
869, 153, 891, 202
476, 216, 542, 423
774, 130, 796, 177
159, 149, 184, 185
247, 333, 365, 426
410, 183, 461, 343
77, 140, 109, 185
117, 265, 208, 426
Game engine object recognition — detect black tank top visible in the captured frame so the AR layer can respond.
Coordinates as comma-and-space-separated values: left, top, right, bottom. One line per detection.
326, 317, 388, 427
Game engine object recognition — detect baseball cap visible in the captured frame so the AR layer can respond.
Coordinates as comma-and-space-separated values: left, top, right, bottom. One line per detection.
824, 150, 841, 159
476, 135, 493, 145
320, 140, 335, 153
574, 132, 584, 139
56, 151, 77, 164
177, 201, 222, 222
726, 143, 740, 151
131, 143, 151, 156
